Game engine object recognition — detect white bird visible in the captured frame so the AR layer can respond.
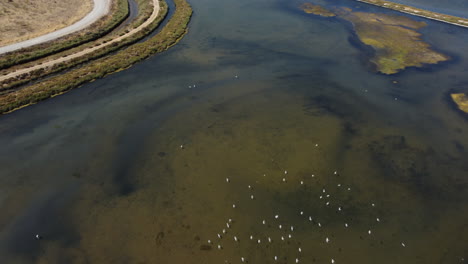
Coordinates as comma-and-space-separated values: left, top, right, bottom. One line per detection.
300, 181, 304, 185
376, 218, 380, 222
281, 236, 285, 241
309, 216, 312, 221
345, 223, 348, 228
279, 224, 282, 229
315, 144, 319, 147
284, 170, 288, 174
217, 234, 222, 238
300, 211, 304, 215
208, 240, 211, 244
228, 218, 232, 223
250, 195, 254, 200
288, 234, 292, 239
296, 258, 299, 263
268, 237, 272, 243
298, 247, 302, 253
274, 256, 278, 261
189, 86, 192, 88
226, 223, 230, 228
401, 242, 406, 247
275, 215, 279, 219
323, 189, 326, 193
250, 235, 253, 240
326, 194, 330, 198
234, 236, 238, 242
368, 230, 372, 235
193, 84, 196, 88
326, 202, 330, 206
291, 226, 294, 231
222, 229, 226, 234
325, 237, 330, 243
338, 207, 342, 211
372, 203, 375, 207
347, 188, 351, 191
311, 174, 315, 177
248, 185, 252, 189
218, 244, 222, 249
35, 234, 41, 240
282, 178, 286, 182
232, 204, 236, 208
262, 220, 266, 225
318, 222, 322, 227
331, 259, 335, 264
226, 178, 230, 182
320, 196, 323, 199
180, 145, 184, 149
337, 184, 341, 187
334, 171, 337, 175
257, 239, 261, 244
235, 75, 239, 78
241, 257, 245, 262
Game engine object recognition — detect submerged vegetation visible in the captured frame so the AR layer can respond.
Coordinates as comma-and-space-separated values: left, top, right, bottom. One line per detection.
0, 0, 192, 114
300, 3, 450, 75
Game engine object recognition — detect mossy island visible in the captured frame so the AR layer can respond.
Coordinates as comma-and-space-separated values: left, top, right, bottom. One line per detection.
300, 2, 450, 75
301, 3, 336, 17
451, 93, 468, 114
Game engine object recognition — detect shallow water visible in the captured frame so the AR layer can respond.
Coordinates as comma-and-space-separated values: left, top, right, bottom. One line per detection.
1, 0, 468, 263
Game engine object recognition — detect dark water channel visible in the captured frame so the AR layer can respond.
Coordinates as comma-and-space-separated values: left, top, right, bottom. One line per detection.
0, 0, 468, 263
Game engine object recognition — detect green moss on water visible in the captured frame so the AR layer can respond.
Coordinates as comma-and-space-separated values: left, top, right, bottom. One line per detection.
300, 3, 450, 75
341, 11, 450, 74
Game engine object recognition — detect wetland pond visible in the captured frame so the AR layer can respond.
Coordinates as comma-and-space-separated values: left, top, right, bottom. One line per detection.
1, 0, 468, 263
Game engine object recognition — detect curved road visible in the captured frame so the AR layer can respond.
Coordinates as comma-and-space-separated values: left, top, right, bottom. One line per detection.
0, 0, 111, 55
0, 0, 160, 82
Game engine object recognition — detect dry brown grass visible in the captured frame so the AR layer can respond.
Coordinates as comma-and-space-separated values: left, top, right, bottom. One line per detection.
0, 0, 93, 46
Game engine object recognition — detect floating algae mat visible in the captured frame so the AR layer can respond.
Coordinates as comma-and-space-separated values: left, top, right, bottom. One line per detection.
300, 2, 450, 74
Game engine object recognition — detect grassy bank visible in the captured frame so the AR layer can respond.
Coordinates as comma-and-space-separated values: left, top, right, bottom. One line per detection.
0, 0, 129, 70
0, 0, 192, 114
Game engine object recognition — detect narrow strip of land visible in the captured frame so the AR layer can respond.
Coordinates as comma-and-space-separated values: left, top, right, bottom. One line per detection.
0, 0, 112, 55
353, 0, 468, 28
0, 0, 159, 83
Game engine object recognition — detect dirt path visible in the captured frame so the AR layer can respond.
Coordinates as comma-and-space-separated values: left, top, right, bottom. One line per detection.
0, 0, 111, 55
0, 0, 160, 83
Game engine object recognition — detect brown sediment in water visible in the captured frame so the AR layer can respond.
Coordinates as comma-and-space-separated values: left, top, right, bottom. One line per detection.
300, 3, 450, 74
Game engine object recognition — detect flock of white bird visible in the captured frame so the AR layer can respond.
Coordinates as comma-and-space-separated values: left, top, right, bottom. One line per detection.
202, 168, 409, 264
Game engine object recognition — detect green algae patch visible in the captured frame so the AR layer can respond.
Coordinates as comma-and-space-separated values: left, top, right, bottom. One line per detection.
342, 11, 450, 74
300, 2, 450, 75
300, 3, 336, 17
451, 93, 468, 114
